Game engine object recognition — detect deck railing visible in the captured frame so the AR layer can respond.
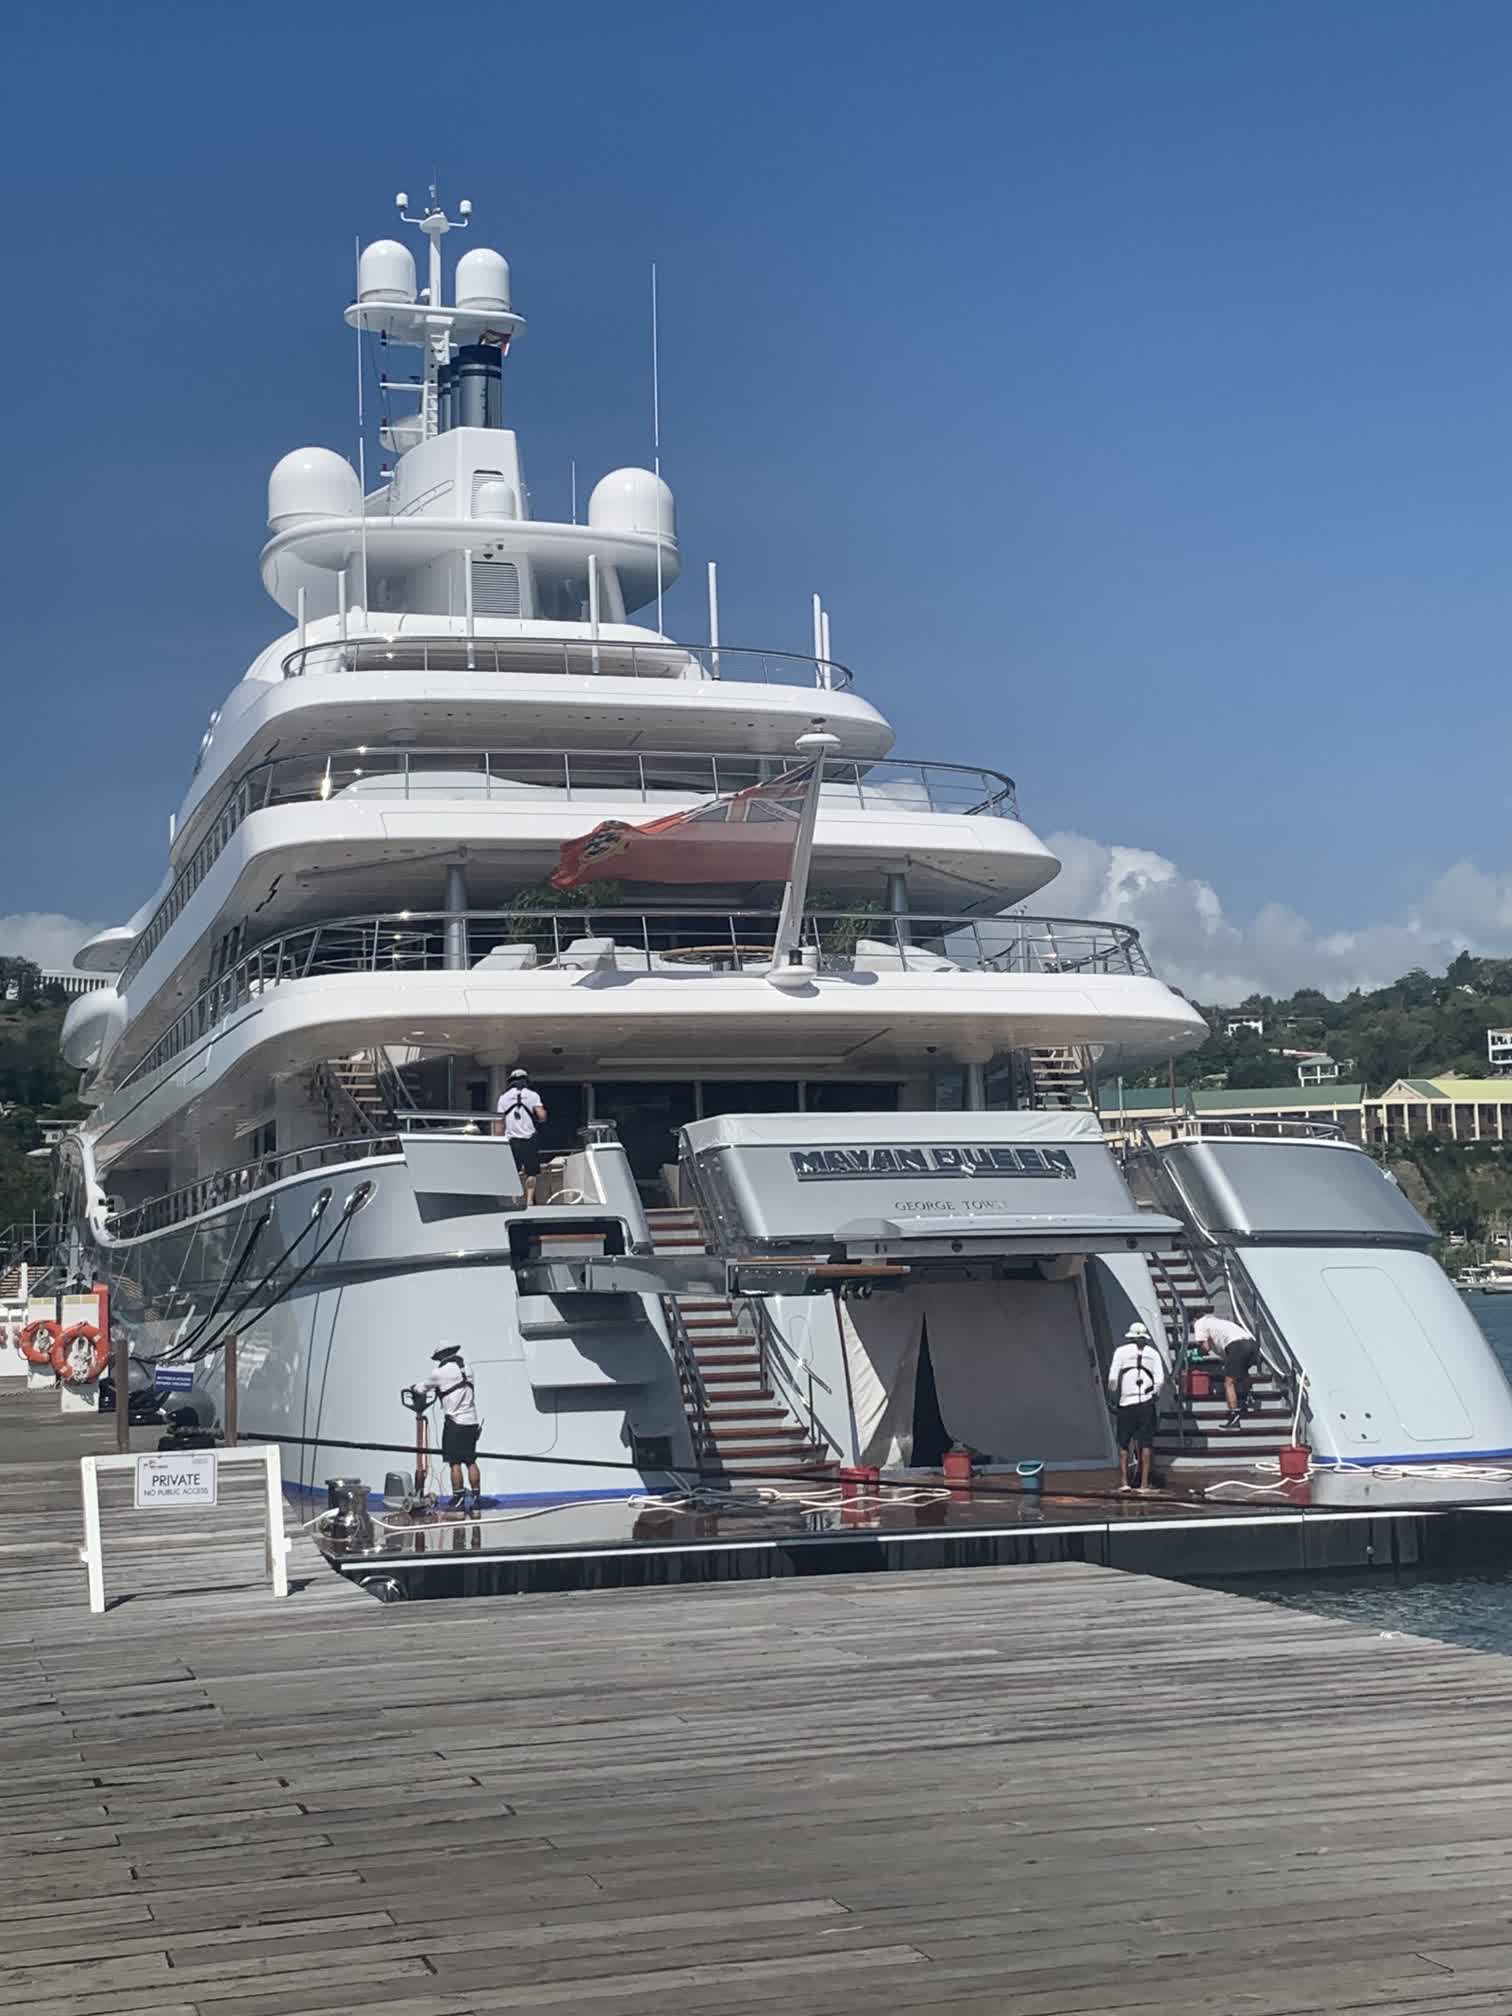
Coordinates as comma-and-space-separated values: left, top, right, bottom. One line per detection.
115, 906, 1154, 1093
122, 750, 1017, 991
103, 1134, 405, 1242
280, 637, 854, 690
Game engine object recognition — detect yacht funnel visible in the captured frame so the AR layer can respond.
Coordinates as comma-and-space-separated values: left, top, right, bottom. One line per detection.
454, 343, 504, 429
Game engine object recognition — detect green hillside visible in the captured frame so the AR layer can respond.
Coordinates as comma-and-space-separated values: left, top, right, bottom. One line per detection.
1139, 951, 1512, 1092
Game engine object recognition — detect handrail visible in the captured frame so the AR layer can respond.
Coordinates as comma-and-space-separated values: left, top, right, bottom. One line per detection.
1127, 1115, 1345, 1147
744, 1296, 843, 1464
282, 637, 854, 693
280, 637, 855, 690
125, 748, 1020, 990
115, 905, 1155, 1093
1130, 1143, 1311, 1430
660, 1296, 714, 1464
103, 1134, 404, 1242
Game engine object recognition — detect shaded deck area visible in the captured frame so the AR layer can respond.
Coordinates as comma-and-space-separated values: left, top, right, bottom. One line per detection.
10, 1387, 1512, 2011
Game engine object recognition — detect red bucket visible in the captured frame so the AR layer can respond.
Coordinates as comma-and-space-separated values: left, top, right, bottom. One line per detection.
1278, 1445, 1310, 1479
1183, 1368, 1211, 1400
943, 1446, 973, 1485
838, 1465, 880, 1501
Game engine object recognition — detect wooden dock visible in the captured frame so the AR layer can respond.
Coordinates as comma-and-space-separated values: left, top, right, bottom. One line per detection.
8, 1384, 1512, 2013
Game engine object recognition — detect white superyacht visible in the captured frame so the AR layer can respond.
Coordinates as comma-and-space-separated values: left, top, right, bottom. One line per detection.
53, 193, 1512, 1503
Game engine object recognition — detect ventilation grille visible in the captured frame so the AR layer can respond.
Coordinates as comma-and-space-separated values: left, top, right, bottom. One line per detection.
472, 560, 521, 616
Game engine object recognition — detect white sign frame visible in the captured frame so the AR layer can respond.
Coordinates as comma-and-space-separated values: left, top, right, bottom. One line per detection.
134, 1451, 218, 1509
79, 1444, 289, 1615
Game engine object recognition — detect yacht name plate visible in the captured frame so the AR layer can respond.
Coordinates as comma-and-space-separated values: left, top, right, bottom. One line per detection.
789, 1145, 1077, 1181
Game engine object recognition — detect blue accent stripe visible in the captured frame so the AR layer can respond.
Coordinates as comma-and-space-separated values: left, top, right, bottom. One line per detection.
1312, 1447, 1512, 1468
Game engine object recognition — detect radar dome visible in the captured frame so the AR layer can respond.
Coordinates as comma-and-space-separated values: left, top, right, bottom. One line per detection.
588, 467, 676, 543
267, 448, 362, 531
455, 247, 511, 313
357, 239, 417, 304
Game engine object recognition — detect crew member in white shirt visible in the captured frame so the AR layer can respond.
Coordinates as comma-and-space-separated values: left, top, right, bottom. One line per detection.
415, 1343, 483, 1513
495, 1067, 548, 1205
1105, 1321, 1167, 1493
1191, 1311, 1262, 1430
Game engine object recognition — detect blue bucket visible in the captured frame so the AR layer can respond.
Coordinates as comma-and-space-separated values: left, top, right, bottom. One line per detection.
1016, 1460, 1045, 1497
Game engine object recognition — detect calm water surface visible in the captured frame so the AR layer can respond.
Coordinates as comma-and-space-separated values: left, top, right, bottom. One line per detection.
1204, 1294, 1512, 1655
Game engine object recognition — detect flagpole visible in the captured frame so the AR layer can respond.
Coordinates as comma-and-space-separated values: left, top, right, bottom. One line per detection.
768, 724, 840, 989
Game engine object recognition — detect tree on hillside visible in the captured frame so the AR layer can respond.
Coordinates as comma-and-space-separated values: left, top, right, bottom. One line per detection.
0, 957, 42, 1010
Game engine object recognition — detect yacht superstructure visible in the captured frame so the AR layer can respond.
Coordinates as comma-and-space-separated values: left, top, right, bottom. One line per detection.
54, 193, 1512, 1503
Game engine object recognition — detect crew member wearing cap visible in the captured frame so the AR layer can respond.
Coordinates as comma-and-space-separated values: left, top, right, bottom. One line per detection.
1105, 1321, 1167, 1494
418, 1343, 483, 1513
495, 1067, 548, 1204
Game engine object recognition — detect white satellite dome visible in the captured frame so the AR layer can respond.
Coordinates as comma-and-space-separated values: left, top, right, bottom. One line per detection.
454, 246, 511, 313
267, 448, 362, 531
588, 467, 676, 543
357, 239, 417, 305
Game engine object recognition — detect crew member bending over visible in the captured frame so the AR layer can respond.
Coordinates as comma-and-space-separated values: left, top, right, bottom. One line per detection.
1191, 1310, 1263, 1431
419, 1343, 483, 1513
496, 1066, 548, 1205
1106, 1321, 1167, 1493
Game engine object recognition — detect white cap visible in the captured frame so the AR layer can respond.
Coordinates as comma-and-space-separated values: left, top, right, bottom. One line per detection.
1125, 1322, 1152, 1341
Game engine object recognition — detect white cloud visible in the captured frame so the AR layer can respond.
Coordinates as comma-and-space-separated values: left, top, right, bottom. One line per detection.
0, 913, 101, 974
1045, 832, 1512, 1002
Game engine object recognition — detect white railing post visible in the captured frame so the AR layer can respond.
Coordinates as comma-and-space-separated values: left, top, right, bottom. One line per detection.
80, 1456, 105, 1614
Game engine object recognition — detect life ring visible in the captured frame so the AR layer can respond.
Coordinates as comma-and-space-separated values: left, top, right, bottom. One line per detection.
17, 1318, 61, 1368
50, 1323, 110, 1385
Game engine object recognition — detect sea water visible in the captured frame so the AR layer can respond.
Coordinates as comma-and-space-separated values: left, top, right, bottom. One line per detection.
1204, 1296, 1512, 1654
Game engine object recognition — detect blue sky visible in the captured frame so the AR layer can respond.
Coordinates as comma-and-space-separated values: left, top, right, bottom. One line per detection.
3, 0, 1511, 996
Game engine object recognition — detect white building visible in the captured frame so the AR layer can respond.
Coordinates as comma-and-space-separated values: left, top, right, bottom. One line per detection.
1488, 1028, 1512, 1075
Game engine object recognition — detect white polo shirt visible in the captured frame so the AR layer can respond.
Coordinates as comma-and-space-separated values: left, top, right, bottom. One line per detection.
1192, 1315, 1254, 1354
496, 1085, 543, 1140
421, 1360, 479, 1425
1107, 1339, 1167, 1406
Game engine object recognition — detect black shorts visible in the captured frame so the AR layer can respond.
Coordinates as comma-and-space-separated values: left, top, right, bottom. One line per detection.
1116, 1400, 1157, 1451
1223, 1337, 1261, 1380
441, 1419, 481, 1465
509, 1137, 540, 1177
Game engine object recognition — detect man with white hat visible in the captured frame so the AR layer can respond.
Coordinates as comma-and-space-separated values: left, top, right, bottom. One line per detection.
1105, 1321, 1167, 1494
417, 1343, 483, 1513
495, 1066, 548, 1204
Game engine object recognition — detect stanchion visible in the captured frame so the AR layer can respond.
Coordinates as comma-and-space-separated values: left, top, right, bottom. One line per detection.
113, 1293, 129, 1455
224, 1335, 239, 1447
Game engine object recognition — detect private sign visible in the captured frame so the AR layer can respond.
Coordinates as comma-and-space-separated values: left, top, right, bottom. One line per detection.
134, 1452, 218, 1509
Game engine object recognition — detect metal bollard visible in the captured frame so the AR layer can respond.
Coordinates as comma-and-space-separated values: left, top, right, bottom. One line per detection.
324, 1476, 375, 1549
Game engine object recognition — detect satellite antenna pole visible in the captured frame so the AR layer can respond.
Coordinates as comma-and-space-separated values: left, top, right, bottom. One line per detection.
353, 236, 369, 622
397, 185, 471, 439
707, 560, 720, 676
651, 261, 663, 633
570, 458, 578, 524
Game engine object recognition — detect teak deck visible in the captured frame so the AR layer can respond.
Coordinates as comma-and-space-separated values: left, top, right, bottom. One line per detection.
8, 1382, 1512, 2014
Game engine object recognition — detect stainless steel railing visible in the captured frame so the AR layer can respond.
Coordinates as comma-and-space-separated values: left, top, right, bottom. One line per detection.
116, 905, 1155, 1092
124, 750, 1018, 990
280, 636, 854, 689
103, 1135, 405, 1242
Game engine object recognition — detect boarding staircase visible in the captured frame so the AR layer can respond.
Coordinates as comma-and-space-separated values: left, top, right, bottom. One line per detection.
645, 1207, 832, 1479
1148, 1246, 1296, 1467
1028, 1048, 1091, 1110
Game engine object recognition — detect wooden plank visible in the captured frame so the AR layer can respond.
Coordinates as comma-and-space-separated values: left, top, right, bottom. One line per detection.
9, 1381, 1512, 2015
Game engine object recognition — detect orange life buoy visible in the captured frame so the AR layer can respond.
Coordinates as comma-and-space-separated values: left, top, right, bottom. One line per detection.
51, 1323, 110, 1384
18, 1318, 61, 1368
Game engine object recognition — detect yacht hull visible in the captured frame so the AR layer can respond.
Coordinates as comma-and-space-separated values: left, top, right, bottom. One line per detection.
87, 1153, 695, 1504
